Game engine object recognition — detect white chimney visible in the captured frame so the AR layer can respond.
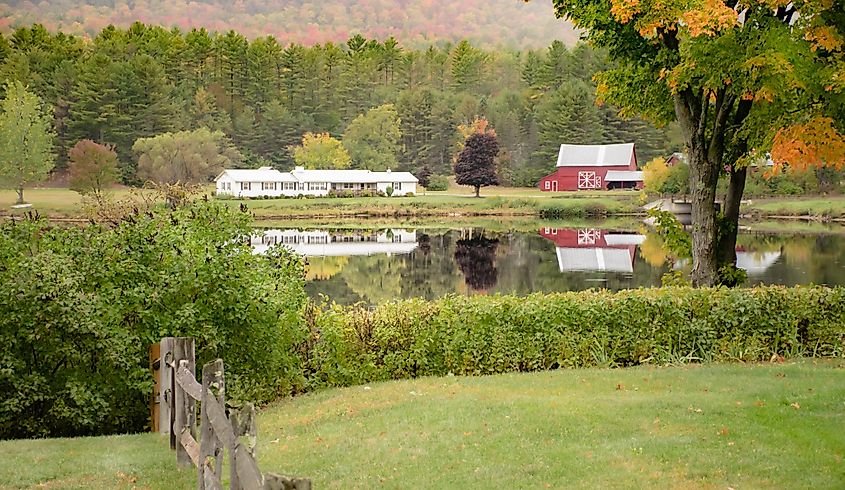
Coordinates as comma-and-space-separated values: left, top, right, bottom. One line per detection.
386, 168, 392, 174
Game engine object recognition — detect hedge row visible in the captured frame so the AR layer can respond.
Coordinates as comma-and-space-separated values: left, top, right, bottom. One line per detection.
302, 287, 845, 388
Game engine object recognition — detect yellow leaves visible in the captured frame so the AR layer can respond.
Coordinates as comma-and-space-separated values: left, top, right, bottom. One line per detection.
682, 0, 738, 37
610, 0, 641, 23
771, 117, 845, 173
754, 87, 775, 102
457, 117, 495, 140
804, 26, 844, 53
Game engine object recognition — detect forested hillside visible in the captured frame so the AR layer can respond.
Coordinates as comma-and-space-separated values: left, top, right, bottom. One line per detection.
0, 24, 679, 185
0, 0, 578, 48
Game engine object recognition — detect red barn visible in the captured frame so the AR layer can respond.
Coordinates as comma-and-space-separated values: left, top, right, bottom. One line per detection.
538, 143, 643, 191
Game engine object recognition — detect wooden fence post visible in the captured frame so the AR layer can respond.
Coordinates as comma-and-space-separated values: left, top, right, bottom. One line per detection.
199, 359, 226, 489
159, 337, 174, 438
149, 342, 161, 432
171, 337, 196, 466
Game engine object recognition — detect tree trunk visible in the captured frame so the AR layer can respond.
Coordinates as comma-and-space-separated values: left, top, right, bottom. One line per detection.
717, 167, 747, 266
16, 187, 24, 205
474, 185, 480, 198
687, 147, 720, 287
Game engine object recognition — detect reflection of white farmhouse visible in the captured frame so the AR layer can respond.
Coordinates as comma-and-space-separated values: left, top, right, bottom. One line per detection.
674, 250, 782, 275
736, 251, 782, 275
251, 229, 418, 256
215, 166, 418, 198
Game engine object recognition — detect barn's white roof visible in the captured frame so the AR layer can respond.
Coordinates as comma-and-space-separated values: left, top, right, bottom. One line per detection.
556, 143, 636, 167
605, 170, 644, 182
215, 167, 418, 183
555, 247, 635, 273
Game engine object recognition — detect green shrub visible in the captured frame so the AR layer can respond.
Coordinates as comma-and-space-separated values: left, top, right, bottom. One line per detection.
303, 288, 845, 388
425, 175, 449, 191
0, 202, 307, 439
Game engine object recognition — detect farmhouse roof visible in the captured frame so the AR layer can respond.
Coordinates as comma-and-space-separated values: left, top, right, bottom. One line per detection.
215, 167, 295, 182
555, 143, 635, 167
604, 170, 644, 182
291, 168, 418, 183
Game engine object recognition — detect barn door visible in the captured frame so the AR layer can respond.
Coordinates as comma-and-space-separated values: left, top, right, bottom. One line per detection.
552, 181, 558, 192
578, 171, 601, 189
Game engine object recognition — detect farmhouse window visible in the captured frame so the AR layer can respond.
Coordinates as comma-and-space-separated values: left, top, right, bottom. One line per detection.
342, 183, 355, 190
283, 182, 296, 191
544, 181, 550, 190
262, 182, 276, 191
393, 182, 402, 190
577, 171, 601, 189
241, 182, 251, 191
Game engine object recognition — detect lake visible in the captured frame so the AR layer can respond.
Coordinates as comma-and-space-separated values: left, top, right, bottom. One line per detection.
251, 222, 845, 304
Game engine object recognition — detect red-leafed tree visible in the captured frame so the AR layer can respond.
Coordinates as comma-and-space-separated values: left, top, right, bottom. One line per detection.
454, 132, 499, 197
68, 139, 118, 200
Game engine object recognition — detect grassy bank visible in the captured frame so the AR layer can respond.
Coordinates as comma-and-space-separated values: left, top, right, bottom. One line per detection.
6, 187, 845, 221
743, 196, 845, 220
3, 360, 843, 489
0, 187, 641, 220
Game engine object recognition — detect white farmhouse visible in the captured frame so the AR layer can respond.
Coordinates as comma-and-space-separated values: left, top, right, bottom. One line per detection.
215, 166, 418, 198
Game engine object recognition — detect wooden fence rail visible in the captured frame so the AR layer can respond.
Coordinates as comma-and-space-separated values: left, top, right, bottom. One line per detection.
157, 337, 311, 490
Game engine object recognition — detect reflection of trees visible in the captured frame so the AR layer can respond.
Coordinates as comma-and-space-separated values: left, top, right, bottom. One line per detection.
400, 232, 464, 299
454, 235, 499, 291
340, 255, 406, 304
305, 256, 349, 280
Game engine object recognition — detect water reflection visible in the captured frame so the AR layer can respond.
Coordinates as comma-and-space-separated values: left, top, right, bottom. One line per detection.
251, 229, 418, 256
455, 234, 500, 291
539, 228, 645, 273
249, 226, 845, 304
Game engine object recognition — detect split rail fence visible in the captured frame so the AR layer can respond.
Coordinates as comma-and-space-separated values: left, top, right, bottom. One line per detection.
153, 337, 311, 490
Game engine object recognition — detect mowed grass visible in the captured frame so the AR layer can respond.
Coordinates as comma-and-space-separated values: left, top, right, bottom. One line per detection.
744, 196, 845, 219
257, 360, 845, 489
0, 187, 642, 220
0, 433, 194, 489
1, 361, 843, 489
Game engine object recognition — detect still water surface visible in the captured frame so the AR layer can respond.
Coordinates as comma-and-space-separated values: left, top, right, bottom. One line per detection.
252, 224, 845, 304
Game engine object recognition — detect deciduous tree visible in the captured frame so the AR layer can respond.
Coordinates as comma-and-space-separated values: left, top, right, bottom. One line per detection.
290, 132, 351, 169
342, 104, 402, 170
68, 139, 118, 199
133, 127, 241, 184
552, 0, 845, 286
454, 132, 500, 197
0, 80, 55, 204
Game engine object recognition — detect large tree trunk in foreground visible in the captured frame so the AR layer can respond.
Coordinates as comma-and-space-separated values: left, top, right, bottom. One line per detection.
717, 167, 747, 266
687, 147, 720, 287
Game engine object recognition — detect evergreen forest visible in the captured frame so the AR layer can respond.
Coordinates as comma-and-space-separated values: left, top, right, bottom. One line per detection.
0, 23, 680, 186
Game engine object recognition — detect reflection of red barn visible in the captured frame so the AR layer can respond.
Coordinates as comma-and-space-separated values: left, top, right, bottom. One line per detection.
539, 228, 645, 273
538, 143, 643, 191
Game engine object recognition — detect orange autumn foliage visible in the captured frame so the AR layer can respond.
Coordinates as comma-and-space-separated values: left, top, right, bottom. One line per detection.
804, 26, 844, 53
681, 0, 738, 37
770, 117, 845, 175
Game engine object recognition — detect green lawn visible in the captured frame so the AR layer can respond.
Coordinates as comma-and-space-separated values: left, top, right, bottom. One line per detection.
3, 360, 842, 489
6, 187, 845, 222
743, 196, 845, 219
0, 433, 194, 489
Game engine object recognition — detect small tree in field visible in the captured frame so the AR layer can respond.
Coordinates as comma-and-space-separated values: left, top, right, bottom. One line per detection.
0, 81, 55, 204
454, 132, 499, 197
68, 140, 118, 200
